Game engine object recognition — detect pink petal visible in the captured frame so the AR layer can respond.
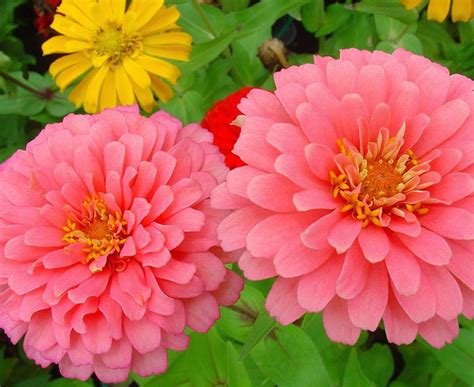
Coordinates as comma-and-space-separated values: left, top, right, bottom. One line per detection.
265, 278, 305, 325
336, 244, 370, 300
238, 251, 276, 280
183, 293, 220, 333
305, 143, 336, 181
394, 272, 436, 323
323, 297, 361, 345
100, 339, 132, 370
447, 241, 474, 289
418, 316, 459, 348
398, 227, 452, 266
383, 295, 418, 345
388, 217, 421, 237
59, 357, 93, 381
93, 356, 130, 383
132, 347, 168, 377
296, 103, 337, 150
301, 210, 344, 250
347, 263, 389, 331
385, 241, 421, 296
328, 216, 362, 254
274, 237, 332, 278
326, 59, 357, 99
297, 255, 343, 312
421, 207, 474, 240
247, 174, 299, 212
124, 317, 161, 354
24, 227, 65, 247
211, 270, 243, 306
357, 226, 390, 263
81, 313, 113, 354
293, 188, 337, 211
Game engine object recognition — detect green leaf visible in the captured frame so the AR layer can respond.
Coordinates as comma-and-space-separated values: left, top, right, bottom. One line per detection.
301, 0, 325, 33
0, 357, 17, 384
217, 284, 264, 343
355, 0, 418, 24
302, 313, 351, 385
219, 0, 250, 13
46, 97, 76, 118
398, 33, 423, 54
161, 90, 205, 124
424, 328, 474, 385
177, 3, 227, 44
430, 367, 462, 387
374, 15, 409, 41
46, 379, 93, 387
226, 0, 310, 40
180, 30, 237, 73
315, 3, 352, 37
0, 94, 46, 116
251, 324, 332, 387
239, 308, 276, 360
359, 344, 394, 386
376, 40, 397, 53
343, 349, 374, 387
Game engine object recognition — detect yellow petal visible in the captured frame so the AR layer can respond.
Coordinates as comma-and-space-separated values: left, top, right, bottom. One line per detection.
49, 52, 89, 78
122, 57, 151, 89
84, 65, 109, 113
42, 36, 92, 55
400, 0, 423, 9
99, 70, 117, 112
130, 77, 156, 112
149, 74, 173, 102
135, 55, 180, 83
55, 61, 92, 91
139, 6, 181, 36
115, 66, 135, 106
56, 1, 98, 31
49, 15, 93, 40
69, 68, 97, 108
143, 32, 192, 47
128, 0, 165, 32
427, 0, 451, 21
451, 0, 472, 20
98, 0, 126, 23
143, 45, 191, 61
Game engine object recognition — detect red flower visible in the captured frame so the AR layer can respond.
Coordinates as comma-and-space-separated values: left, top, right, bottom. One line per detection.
33, 0, 61, 38
201, 87, 253, 169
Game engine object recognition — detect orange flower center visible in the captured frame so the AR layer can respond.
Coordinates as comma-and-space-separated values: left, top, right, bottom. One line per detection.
62, 196, 128, 273
330, 126, 430, 227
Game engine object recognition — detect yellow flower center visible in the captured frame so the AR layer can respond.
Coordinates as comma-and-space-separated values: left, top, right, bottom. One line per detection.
92, 24, 141, 67
330, 127, 430, 227
62, 196, 128, 272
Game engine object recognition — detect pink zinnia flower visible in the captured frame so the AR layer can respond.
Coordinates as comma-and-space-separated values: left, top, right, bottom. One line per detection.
0, 106, 242, 382
211, 49, 474, 348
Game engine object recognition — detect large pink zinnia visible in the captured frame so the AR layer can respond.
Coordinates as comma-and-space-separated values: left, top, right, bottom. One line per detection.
211, 49, 474, 348
0, 106, 242, 382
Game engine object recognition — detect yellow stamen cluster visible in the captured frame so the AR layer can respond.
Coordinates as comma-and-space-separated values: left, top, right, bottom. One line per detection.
62, 196, 128, 271
330, 129, 430, 227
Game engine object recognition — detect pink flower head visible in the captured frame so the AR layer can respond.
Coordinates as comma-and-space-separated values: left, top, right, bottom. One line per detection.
211, 49, 474, 348
0, 106, 243, 382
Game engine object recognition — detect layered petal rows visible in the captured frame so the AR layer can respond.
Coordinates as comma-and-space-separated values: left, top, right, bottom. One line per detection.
212, 48, 474, 348
0, 106, 242, 382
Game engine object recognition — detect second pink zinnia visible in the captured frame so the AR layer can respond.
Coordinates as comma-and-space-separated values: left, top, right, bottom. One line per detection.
0, 106, 243, 382
211, 48, 474, 348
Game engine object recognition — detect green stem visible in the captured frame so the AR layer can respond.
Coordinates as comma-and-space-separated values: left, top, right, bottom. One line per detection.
0, 71, 48, 98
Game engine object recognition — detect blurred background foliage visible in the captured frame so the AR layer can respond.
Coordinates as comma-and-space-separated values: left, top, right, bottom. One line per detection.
0, 0, 473, 386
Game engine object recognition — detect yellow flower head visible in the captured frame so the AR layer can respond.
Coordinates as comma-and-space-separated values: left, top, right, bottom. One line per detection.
42, 0, 192, 113
401, 0, 473, 22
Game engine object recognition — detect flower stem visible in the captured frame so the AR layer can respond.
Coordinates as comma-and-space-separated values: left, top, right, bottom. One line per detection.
0, 71, 49, 99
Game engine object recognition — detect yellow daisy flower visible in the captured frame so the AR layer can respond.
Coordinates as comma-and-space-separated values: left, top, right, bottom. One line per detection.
401, 0, 473, 22
42, 0, 192, 113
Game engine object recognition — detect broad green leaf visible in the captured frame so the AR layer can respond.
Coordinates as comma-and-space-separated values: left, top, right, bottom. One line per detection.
355, 0, 418, 24
239, 308, 276, 360
430, 367, 463, 387
219, 0, 250, 13
225, 342, 252, 387
302, 313, 351, 385
226, 0, 310, 40
359, 344, 394, 386
180, 30, 238, 73
301, 0, 325, 32
0, 357, 17, 384
177, 3, 227, 44
343, 349, 374, 387
46, 96, 76, 118
46, 379, 93, 387
315, 3, 352, 37
374, 15, 409, 41
161, 90, 205, 124
376, 40, 397, 53
398, 33, 423, 54
424, 328, 474, 385
251, 324, 332, 387
217, 284, 265, 343
0, 94, 46, 116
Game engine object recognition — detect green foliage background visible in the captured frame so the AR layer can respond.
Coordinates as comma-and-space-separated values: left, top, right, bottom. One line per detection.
0, 0, 473, 386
